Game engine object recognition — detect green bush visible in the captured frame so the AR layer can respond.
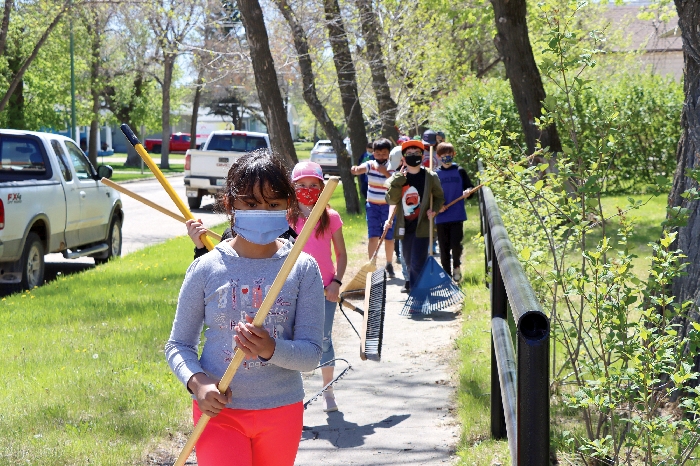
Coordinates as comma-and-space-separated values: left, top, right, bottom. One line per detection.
435, 73, 682, 193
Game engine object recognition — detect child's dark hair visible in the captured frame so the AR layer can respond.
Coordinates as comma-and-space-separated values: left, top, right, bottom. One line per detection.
366, 141, 374, 150
288, 178, 331, 239
436, 142, 455, 157
373, 138, 392, 152
217, 149, 297, 226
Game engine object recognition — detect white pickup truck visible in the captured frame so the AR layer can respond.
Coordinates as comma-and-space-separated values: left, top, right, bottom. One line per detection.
184, 130, 270, 209
0, 130, 123, 290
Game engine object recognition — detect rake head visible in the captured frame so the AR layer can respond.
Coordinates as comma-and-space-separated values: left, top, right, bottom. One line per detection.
401, 256, 465, 315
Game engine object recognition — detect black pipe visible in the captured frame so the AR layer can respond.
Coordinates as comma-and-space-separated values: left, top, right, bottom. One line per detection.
492, 317, 517, 461
491, 240, 507, 439
477, 173, 550, 465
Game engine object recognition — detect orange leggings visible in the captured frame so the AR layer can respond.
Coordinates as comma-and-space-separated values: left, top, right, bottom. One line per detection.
192, 401, 303, 466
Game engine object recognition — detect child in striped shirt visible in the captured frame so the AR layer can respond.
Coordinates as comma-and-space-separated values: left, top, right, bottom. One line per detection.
351, 138, 396, 278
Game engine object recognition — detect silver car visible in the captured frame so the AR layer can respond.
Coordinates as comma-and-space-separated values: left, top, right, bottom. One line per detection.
309, 140, 339, 176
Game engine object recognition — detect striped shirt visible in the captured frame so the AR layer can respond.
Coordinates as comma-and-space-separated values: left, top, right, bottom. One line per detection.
361, 160, 394, 205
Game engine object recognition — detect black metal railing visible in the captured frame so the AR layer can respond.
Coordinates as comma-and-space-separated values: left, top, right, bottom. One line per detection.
477, 161, 550, 465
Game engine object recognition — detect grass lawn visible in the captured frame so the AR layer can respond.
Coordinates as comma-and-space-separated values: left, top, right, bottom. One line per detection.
106, 162, 184, 183
294, 141, 314, 161
0, 180, 363, 465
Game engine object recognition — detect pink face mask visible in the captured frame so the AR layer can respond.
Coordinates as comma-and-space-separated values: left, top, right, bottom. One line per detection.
296, 186, 322, 206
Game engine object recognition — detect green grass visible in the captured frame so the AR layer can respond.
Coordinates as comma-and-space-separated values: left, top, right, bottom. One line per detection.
294, 141, 314, 161
106, 162, 184, 183
0, 182, 362, 465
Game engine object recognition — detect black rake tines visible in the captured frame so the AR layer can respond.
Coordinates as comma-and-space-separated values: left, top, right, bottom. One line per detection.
303, 358, 352, 410
363, 269, 387, 361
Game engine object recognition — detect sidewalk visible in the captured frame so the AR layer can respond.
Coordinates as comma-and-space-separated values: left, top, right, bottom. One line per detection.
295, 263, 461, 465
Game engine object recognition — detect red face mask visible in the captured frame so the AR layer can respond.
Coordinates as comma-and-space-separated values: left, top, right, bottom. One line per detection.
296, 186, 322, 206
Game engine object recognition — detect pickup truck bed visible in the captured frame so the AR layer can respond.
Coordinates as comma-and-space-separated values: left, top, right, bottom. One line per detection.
184, 130, 270, 208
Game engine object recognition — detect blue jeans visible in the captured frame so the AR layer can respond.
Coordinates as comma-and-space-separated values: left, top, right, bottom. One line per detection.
320, 298, 336, 366
401, 233, 430, 288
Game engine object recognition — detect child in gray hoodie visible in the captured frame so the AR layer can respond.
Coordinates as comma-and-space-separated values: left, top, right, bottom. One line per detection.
165, 150, 325, 466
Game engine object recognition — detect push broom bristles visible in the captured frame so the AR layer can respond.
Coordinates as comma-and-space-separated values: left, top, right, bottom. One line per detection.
401, 256, 465, 315
361, 269, 387, 361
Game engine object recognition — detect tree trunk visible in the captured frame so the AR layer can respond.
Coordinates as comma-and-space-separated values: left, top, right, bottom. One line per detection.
355, 0, 398, 142
274, 0, 361, 214
190, 68, 205, 149
0, 0, 13, 58
0, 4, 67, 114
160, 52, 173, 169
238, 0, 298, 167
323, 0, 368, 164
5, 51, 24, 129
490, 0, 562, 156
88, 17, 101, 167
668, 0, 700, 376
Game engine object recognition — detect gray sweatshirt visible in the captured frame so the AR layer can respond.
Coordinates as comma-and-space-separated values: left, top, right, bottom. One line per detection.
165, 239, 325, 410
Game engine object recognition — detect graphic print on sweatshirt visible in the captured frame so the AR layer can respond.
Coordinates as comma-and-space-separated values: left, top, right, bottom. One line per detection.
209, 277, 293, 370
402, 184, 421, 221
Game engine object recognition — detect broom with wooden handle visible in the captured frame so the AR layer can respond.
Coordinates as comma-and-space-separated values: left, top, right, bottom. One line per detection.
120, 124, 216, 251
173, 176, 340, 466
339, 204, 397, 295
100, 178, 222, 241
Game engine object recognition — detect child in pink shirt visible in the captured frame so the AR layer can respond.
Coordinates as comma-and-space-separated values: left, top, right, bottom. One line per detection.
288, 162, 347, 412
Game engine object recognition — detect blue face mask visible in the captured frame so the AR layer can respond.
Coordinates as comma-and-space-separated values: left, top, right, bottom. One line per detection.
232, 210, 289, 245
441, 155, 453, 165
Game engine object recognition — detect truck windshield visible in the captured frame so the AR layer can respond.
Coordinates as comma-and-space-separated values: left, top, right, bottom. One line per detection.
207, 134, 268, 152
0, 136, 52, 182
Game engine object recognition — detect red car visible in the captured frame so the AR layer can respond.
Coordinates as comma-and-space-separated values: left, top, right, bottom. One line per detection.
143, 132, 192, 153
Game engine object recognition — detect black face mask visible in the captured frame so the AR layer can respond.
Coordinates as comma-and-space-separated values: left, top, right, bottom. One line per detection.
405, 155, 422, 167
375, 158, 388, 165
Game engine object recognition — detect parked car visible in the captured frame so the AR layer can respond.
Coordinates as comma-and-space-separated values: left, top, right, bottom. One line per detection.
184, 130, 270, 209
0, 130, 123, 290
144, 132, 192, 153
310, 140, 339, 176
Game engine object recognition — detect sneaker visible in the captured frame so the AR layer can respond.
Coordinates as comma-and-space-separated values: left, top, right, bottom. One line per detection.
385, 263, 395, 278
453, 267, 462, 282
323, 390, 338, 412
400, 281, 410, 293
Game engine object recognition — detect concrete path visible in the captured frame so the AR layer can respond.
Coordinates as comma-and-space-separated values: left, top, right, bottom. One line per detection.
295, 269, 461, 465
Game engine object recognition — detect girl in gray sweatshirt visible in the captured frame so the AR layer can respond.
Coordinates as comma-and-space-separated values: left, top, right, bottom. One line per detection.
165, 150, 324, 466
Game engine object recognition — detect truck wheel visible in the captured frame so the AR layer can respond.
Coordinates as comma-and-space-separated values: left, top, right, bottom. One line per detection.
20, 232, 44, 290
95, 217, 122, 265
188, 194, 202, 209
152, 144, 162, 154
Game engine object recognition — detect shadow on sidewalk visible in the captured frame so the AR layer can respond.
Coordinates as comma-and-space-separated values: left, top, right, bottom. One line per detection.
302, 413, 410, 448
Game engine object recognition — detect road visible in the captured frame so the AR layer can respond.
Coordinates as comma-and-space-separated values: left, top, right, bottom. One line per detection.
44, 176, 226, 281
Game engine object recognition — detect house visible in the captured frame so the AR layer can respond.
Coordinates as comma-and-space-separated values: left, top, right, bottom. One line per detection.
603, 3, 683, 80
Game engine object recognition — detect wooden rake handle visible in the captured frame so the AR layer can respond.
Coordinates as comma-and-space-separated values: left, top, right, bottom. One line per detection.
174, 177, 340, 466
100, 178, 222, 242
442, 183, 485, 210
120, 124, 216, 251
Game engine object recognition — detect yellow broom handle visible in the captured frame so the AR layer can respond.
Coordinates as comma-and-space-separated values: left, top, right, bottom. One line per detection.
120, 124, 216, 251
174, 177, 340, 466
100, 178, 222, 242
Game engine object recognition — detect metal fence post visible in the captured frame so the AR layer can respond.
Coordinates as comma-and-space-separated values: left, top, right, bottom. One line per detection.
491, 244, 507, 439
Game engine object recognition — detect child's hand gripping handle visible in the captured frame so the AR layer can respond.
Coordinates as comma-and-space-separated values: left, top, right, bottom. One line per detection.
119, 124, 216, 251
174, 177, 340, 466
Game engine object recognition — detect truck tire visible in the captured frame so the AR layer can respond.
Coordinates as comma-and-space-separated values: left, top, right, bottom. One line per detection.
20, 232, 44, 290
188, 193, 202, 209
95, 217, 122, 265
152, 144, 162, 154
